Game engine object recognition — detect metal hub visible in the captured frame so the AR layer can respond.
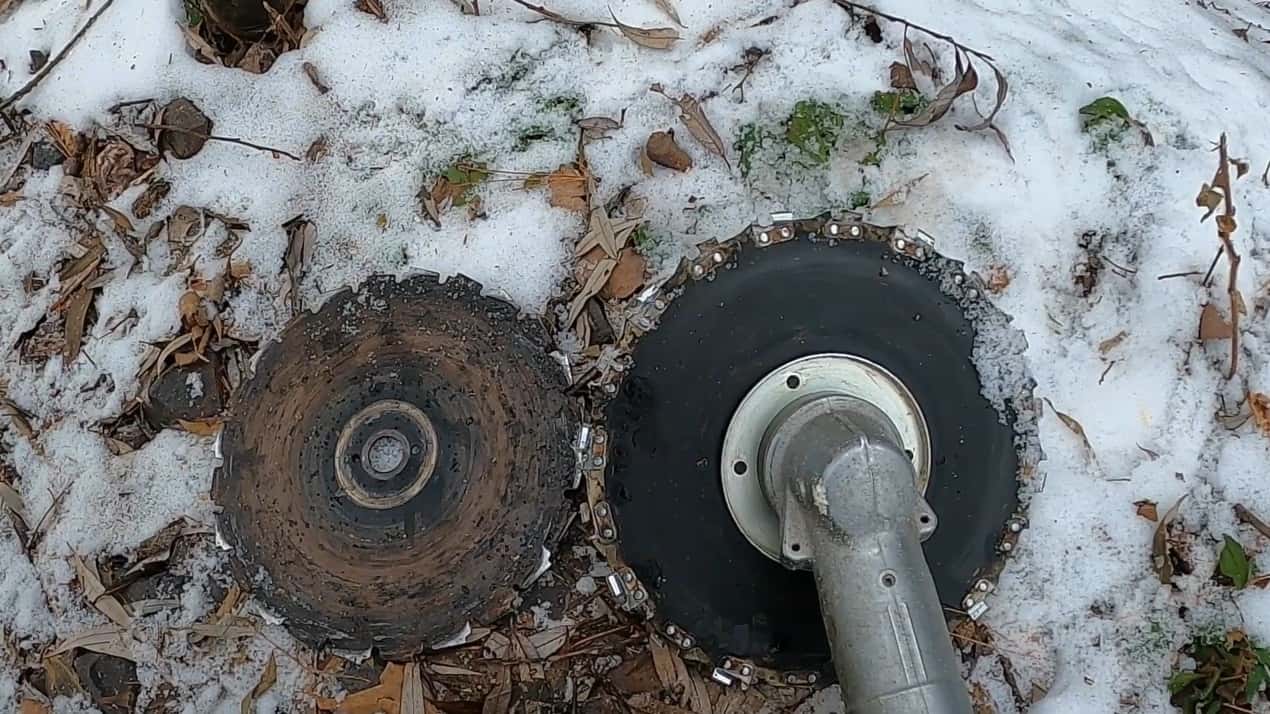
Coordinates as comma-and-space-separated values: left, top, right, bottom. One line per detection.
721, 353, 931, 563
335, 400, 438, 510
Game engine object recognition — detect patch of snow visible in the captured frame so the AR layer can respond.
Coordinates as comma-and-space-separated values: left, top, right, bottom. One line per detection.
185, 370, 204, 400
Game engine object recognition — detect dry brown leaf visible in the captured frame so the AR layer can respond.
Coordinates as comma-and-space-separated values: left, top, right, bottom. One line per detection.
131, 179, 171, 219
889, 61, 916, 90
241, 653, 278, 714
602, 249, 647, 300
401, 662, 428, 714
653, 87, 729, 168
178, 418, 222, 436
540, 165, 588, 213
578, 113, 624, 140
0, 190, 22, 206
72, 554, 134, 627
159, 98, 213, 160
1153, 495, 1187, 584
590, 206, 620, 257
282, 217, 316, 284
1199, 303, 1232, 341
482, 667, 512, 714
1098, 330, 1127, 354
638, 145, 655, 176
47, 625, 135, 661
44, 120, 79, 159
356, 0, 387, 21
306, 136, 329, 162
302, 62, 331, 94
1250, 392, 1270, 435
655, 0, 684, 26
610, 10, 680, 49
567, 258, 617, 327
1043, 398, 1094, 459
1134, 499, 1159, 522
181, 24, 221, 64
0, 481, 29, 527
646, 130, 692, 172
1195, 183, 1223, 222
43, 653, 83, 698
870, 172, 929, 209
62, 285, 94, 364
335, 662, 405, 714
20, 699, 52, 714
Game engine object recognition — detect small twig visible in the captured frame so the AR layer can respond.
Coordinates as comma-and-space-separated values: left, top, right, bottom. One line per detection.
1210, 134, 1241, 379
551, 624, 634, 660
1262, 160, 1269, 188
1156, 270, 1203, 281
137, 123, 301, 161
1234, 503, 1270, 539
25, 482, 71, 551
1, 129, 36, 191
0, 0, 119, 111
832, 0, 995, 61
1201, 246, 1224, 288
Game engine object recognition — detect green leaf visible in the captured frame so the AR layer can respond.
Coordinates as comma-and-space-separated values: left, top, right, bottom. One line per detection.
1219, 535, 1252, 589
1079, 96, 1131, 123
1169, 671, 1203, 695
1255, 647, 1270, 669
1246, 664, 1267, 703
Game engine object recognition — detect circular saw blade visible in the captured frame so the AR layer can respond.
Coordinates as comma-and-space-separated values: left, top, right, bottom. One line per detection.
213, 273, 577, 658
603, 232, 1026, 672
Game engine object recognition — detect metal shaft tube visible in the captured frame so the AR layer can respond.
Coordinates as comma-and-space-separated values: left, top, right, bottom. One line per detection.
761, 395, 971, 714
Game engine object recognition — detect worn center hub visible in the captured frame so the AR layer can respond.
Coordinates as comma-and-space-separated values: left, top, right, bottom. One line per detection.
720, 353, 932, 563
335, 399, 438, 510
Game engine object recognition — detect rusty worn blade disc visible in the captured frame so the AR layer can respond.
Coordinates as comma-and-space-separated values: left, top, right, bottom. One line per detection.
213, 273, 577, 658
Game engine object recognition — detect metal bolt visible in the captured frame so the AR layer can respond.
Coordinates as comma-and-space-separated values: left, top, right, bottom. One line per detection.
827, 223, 841, 236
966, 288, 979, 299
779, 226, 792, 238
895, 238, 907, 251
712, 252, 724, 264
1009, 521, 1022, 532
807, 673, 818, 684
723, 658, 732, 668
595, 504, 609, 517
623, 571, 635, 583
758, 232, 771, 245
654, 299, 666, 310
785, 674, 797, 684
601, 527, 615, 539
976, 580, 991, 592
1001, 541, 1014, 552
963, 596, 975, 608
914, 248, 925, 258
848, 225, 862, 237
667, 625, 678, 635
633, 589, 646, 601
740, 666, 752, 676
594, 432, 606, 444
681, 636, 693, 648
591, 456, 604, 467
953, 274, 965, 285
604, 383, 617, 394
692, 264, 705, 277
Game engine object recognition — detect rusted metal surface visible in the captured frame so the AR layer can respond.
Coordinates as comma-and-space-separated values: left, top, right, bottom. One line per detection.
213, 273, 577, 658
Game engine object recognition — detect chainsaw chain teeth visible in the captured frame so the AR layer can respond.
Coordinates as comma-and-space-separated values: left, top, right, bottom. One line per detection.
562, 211, 1038, 688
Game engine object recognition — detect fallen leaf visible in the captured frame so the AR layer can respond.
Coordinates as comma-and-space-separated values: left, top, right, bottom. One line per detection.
1137, 444, 1161, 461
335, 663, 405, 714
178, 418, 222, 436
1199, 303, 1233, 341
44, 120, 79, 159
541, 164, 588, 213
984, 265, 1011, 294
610, 10, 679, 49
19, 699, 51, 714
1153, 495, 1188, 584
47, 625, 136, 661
158, 98, 213, 160
302, 62, 330, 93
0, 190, 22, 206
0, 481, 29, 527
306, 136, 329, 162
72, 554, 134, 627
567, 258, 617, 327
1043, 398, 1094, 459
638, 145, 655, 176
654, 87, 729, 168
889, 61, 916, 90
894, 49, 978, 129
240, 653, 278, 714
355, 0, 387, 21
482, 667, 512, 714
401, 662, 427, 714
870, 172, 929, 209
1249, 392, 1270, 435
577, 112, 624, 140
282, 217, 316, 286
1097, 331, 1128, 355
1135, 499, 1159, 522
646, 130, 692, 172
527, 626, 570, 660
654, 0, 683, 26
1195, 183, 1223, 222
132, 179, 171, 219
62, 285, 94, 364
602, 249, 646, 300
43, 653, 83, 698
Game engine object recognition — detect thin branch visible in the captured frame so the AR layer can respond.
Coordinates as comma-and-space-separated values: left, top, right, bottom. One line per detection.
1234, 503, 1270, 539
0, 0, 119, 112
832, 0, 996, 61
138, 123, 301, 161
1156, 270, 1203, 281
1209, 134, 1241, 379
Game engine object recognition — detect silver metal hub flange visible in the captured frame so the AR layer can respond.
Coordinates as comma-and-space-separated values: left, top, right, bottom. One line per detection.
720, 353, 932, 563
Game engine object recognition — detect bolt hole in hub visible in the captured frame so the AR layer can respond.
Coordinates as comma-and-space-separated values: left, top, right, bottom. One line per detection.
721, 353, 932, 563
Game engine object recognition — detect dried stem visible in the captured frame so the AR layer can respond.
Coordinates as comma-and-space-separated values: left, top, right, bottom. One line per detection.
1209, 133, 1241, 379
833, 0, 996, 61
138, 123, 301, 161
0, 0, 119, 111
1234, 503, 1270, 539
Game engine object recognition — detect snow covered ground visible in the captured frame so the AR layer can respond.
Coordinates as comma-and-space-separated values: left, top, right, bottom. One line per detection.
2, 0, 1270, 711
